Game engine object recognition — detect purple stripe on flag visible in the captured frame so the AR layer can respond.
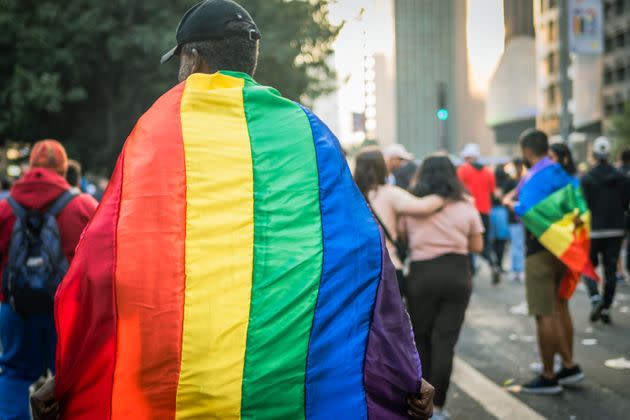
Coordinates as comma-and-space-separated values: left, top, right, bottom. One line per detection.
364, 231, 422, 419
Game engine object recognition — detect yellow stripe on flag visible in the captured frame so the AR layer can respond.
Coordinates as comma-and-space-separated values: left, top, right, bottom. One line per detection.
176, 73, 254, 419
538, 211, 577, 257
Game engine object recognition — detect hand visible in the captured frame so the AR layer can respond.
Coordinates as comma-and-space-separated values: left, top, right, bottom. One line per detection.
502, 189, 517, 210
30, 377, 59, 420
408, 378, 434, 418
573, 215, 584, 228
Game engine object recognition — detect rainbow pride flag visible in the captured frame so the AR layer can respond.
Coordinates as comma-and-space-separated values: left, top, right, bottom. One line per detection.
515, 157, 597, 298
54, 71, 421, 419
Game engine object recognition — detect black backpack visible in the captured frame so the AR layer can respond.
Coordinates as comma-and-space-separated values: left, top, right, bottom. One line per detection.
2, 190, 77, 317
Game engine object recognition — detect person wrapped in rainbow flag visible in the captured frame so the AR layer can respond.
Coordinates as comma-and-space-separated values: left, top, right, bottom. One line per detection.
30, 1, 433, 419
509, 129, 597, 394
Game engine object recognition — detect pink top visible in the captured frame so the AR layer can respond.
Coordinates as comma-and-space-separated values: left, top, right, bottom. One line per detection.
403, 199, 484, 261
367, 185, 444, 269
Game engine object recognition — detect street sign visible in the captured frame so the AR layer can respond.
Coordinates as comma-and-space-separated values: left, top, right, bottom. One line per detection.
568, 0, 604, 55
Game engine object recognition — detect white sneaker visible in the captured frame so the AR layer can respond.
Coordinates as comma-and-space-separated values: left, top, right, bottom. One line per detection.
432, 408, 451, 420
529, 355, 562, 374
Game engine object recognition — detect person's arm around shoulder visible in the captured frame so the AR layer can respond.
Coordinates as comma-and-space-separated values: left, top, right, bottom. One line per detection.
468, 203, 485, 254
388, 185, 444, 216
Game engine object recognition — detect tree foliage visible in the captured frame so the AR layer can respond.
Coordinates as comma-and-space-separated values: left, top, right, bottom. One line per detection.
610, 103, 630, 151
0, 0, 340, 173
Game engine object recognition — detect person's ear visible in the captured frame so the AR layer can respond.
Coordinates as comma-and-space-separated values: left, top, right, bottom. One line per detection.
191, 48, 203, 74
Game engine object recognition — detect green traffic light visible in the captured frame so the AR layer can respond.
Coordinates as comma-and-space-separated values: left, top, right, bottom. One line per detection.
437, 108, 449, 121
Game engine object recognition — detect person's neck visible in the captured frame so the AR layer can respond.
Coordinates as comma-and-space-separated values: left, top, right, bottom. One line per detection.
529, 155, 546, 166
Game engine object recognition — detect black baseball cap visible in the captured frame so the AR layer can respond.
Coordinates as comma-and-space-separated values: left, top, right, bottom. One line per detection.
161, 0, 260, 64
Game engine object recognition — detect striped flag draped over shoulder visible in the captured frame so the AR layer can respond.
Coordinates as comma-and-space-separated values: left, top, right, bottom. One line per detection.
53, 71, 421, 419
515, 157, 598, 299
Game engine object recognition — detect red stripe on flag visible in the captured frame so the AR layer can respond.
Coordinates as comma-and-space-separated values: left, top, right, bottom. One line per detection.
54, 152, 124, 419
558, 229, 599, 299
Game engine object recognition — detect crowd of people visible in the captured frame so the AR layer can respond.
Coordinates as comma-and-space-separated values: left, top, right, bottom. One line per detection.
1, 1, 630, 419
2, 129, 628, 420
355, 133, 630, 417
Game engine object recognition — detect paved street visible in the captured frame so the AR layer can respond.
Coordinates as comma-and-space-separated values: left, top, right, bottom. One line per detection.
446, 264, 630, 420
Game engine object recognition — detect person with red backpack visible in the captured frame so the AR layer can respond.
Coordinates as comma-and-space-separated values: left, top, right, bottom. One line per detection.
0, 140, 98, 420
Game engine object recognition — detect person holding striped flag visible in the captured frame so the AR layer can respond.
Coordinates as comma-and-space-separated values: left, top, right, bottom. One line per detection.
30, 1, 434, 419
505, 129, 596, 395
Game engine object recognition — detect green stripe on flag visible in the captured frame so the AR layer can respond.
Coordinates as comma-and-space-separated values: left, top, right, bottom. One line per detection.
522, 183, 578, 238
240, 84, 323, 419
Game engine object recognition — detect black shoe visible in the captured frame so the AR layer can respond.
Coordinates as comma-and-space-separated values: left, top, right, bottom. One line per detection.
492, 268, 501, 285
601, 309, 612, 324
556, 364, 585, 386
522, 375, 562, 394
590, 299, 604, 322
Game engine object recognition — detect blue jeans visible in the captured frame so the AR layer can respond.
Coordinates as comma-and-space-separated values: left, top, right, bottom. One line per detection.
0, 303, 56, 420
509, 223, 525, 273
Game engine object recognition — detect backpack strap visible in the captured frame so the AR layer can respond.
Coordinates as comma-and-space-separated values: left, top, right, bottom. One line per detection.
47, 190, 78, 217
6, 196, 27, 220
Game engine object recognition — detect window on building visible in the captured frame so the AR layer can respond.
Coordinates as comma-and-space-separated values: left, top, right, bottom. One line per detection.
605, 36, 613, 52
604, 102, 615, 116
605, 2, 612, 17
547, 85, 557, 106
617, 63, 627, 81
616, 32, 626, 48
548, 21, 556, 42
616, 0, 625, 14
617, 101, 627, 114
546, 53, 557, 74
604, 68, 614, 85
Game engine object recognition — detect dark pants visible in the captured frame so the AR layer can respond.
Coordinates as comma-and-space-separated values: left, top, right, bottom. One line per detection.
0, 303, 56, 420
480, 214, 492, 265
406, 254, 472, 407
491, 239, 507, 271
585, 237, 624, 309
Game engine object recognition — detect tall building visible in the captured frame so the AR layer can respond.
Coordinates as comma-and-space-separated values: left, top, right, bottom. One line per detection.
373, 53, 396, 146
603, 0, 630, 127
535, 0, 629, 141
394, 0, 458, 157
534, 0, 568, 136
394, 0, 494, 158
487, 0, 537, 150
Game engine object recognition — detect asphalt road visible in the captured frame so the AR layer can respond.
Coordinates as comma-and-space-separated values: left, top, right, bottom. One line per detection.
447, 264, 630, 420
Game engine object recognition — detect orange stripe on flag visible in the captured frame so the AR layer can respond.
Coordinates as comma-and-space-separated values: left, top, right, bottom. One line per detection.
111, 84, 187, 419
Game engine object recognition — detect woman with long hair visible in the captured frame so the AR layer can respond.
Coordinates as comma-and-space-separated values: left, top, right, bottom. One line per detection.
353, 147, 444, 294
550, 143, 577, 175
402, 155, 484, 420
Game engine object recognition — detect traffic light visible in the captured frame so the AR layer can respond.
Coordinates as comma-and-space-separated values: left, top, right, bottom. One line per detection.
437, 82, 448, 121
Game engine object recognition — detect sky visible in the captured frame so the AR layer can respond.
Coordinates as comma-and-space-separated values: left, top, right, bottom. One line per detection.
325, 0, 505, 143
